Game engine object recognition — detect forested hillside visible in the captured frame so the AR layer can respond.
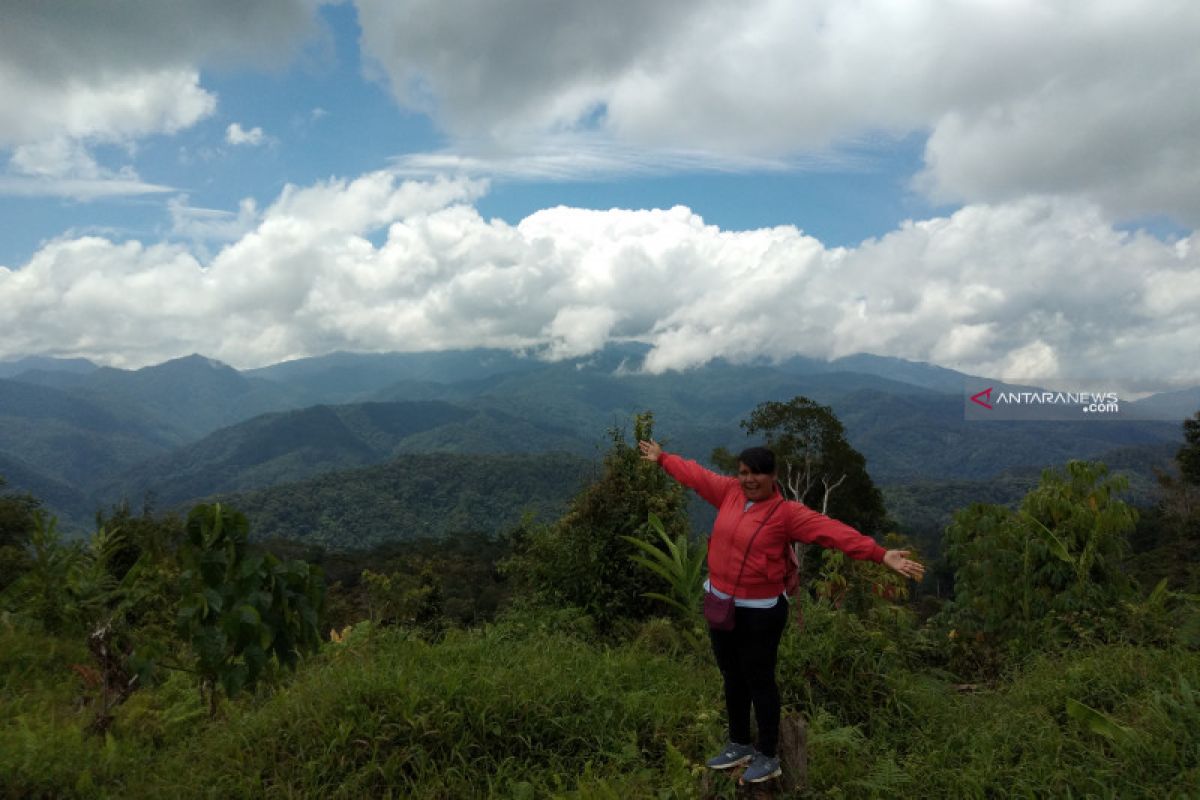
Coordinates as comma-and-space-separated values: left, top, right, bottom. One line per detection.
0, 348, 1188, 543
213, 451, 594, 548
100, 400, 582, 508
2, 413, 1197, 798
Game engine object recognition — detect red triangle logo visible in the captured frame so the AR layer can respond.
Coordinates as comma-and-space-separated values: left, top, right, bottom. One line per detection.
970, 387, 994, 410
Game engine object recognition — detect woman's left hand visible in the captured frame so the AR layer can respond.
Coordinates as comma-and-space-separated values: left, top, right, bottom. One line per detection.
883, 549, 925, 581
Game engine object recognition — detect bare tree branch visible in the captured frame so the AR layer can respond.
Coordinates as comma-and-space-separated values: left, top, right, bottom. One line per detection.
820, 474, 847, 514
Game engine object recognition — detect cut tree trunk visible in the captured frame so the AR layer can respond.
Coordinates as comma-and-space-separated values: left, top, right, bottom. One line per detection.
701, 714, 808, 799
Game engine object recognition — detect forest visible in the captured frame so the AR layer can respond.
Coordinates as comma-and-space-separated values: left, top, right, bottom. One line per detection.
1, 404, 1197, 798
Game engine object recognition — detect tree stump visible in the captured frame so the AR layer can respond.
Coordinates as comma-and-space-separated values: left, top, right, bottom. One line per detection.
777, 714, 808, 792
703, 715, 807, 799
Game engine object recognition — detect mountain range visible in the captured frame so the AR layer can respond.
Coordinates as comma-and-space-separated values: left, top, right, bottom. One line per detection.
0, 347, 1192, 546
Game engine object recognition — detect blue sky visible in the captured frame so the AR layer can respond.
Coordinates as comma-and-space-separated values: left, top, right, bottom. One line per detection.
0, 3, 941, 262
1, 1, 1197, 391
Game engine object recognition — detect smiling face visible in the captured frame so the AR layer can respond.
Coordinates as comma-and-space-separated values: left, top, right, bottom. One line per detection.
737, 461, 776, 502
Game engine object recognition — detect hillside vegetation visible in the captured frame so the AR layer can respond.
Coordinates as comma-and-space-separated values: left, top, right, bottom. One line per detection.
2, 407, 1198, 798
216, 451, 594, 549
2, 350, 1185, 544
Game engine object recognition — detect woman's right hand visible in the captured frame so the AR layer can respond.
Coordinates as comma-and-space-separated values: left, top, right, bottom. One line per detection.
638, 439, 663, 462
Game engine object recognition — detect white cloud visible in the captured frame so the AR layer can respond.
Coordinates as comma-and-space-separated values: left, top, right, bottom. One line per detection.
0, 175, 174, 200
0, 2, 320, 198
1, 173, 1196, 390
0, 66, 217, 148
355, 0, 1200, 226
169, 196, 260, 243
0, 2, 318, 145
1, 136, 173, 199
390, 134, 847, 183
10, 138, 102, 178
225, 123, 268, 147
543, 306, 621, 360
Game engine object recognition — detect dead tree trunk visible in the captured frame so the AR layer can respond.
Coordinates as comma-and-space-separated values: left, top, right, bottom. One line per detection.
85, 621, 139, 734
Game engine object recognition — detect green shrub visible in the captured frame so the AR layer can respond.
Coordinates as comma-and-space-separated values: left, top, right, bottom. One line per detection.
937, 462, 1140, 676
906, 645, 1200, 798
129, 625, 719, 798
502, 413, 691, 630
176, 503, 325, 716
777, 597, 919, 734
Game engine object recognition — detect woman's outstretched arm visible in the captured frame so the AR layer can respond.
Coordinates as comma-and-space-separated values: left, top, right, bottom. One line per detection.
638, 439, 735, 508
785, 503, 925, 580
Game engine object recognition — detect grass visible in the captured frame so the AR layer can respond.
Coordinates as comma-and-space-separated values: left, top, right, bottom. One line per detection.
2, 610, 1197, 799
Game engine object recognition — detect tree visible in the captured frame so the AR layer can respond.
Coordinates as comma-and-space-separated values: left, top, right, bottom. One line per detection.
0, 499, 188, 730
176, 503, 325, 716
939, 461, 1138, 672
1, 511, 79, 632
502, 412, 690, 629
1178, 409, 1200, 485
714, 396, 887, 534
0, 477, 40, 594
361, 564, 446, 640
1128, 409, 1200, 593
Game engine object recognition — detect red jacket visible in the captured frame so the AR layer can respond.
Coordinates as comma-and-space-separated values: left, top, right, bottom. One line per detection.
658, 452, 886, 599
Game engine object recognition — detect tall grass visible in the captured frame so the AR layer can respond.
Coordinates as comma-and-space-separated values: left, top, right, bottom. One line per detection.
102, 618, 718, 799
2, 610, 1197, 799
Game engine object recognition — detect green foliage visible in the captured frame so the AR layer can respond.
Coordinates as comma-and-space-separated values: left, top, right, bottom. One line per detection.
1, 392, 1196, 797
939, 461, 1139, 673
312, 530, 510, 631
129, 623, 719, 799
2, 606, 1198, 799
176, 503, 325, 715
217, 451, 591, 549
0, 477, 40, 594
777, 596, 922, 733
1179, 408, 1200, 485
902, 645, 1200, 799
718, 395, 888, 534
361, 565, 445, 640
622, 511, 707, 618
810, 531, 919, 615
502, 413, 691, 629
2, 512, 85, 633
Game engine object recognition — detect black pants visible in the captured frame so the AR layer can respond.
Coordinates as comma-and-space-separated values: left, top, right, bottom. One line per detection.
708, 596, 789, 757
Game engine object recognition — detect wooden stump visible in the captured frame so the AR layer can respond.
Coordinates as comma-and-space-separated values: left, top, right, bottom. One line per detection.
777, 714, 808, 792
715, 715, 808, 799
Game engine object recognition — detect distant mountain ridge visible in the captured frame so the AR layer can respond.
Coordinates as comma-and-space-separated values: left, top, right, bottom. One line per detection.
102, 399, 588, 508
0, 355, 98, 378
1, 346, 1193, 539
0, 377, 174, 495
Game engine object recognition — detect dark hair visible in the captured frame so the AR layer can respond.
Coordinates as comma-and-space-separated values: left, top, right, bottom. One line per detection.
737, 446, 776, 475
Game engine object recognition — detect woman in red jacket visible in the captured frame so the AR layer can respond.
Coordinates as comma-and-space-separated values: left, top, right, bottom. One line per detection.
638, 439, 924, 784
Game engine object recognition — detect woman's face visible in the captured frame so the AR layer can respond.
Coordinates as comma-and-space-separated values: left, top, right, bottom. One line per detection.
737, 462, 775, 502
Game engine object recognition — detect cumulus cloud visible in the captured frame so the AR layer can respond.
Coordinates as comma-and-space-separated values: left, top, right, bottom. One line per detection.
225, 123, 268, 147
0, 2, 319, 196
10, 138, 103, 179
1, 174, 1195, 390
355, 0, 1200, 226
0, 67, 218, 148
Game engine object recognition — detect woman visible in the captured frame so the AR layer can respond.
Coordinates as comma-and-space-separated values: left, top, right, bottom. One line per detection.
638, 439, 924, 784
